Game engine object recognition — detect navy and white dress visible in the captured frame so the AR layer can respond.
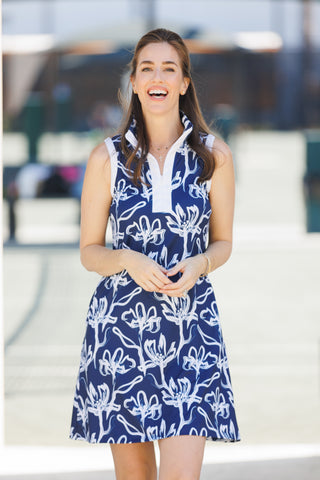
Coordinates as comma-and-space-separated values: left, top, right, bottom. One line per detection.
70, 113, 240, 444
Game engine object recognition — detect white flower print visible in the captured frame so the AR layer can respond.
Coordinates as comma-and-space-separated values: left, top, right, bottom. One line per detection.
104, 270, 131, 295
162, 377, 201, 409
146, 418, 176, 441
87, 296, 116, 329
99, 348, 136, 377
183, 346, 217, 377
86, 382, 120, 441
141, 174, 152, 202
113, 178, 138, 208
144, 334, 176, 386
126, 215, 166, 251
120, 303, 161, 374
205, 387, 230, 419
87, 382, 119, 416
73, 394, 88, 432
124, 391, 162, 423
160, 295, 198, 356
144, 334, 176, 369
79, 340, 94, 373
110, 213, 124, 248
189, 426, 208, 437
189, 180, 207, 203
219, 420, 239, 441
166, 204, 201, 257
122, 302, 161, 335
162, 377, 202, 435
200, 307, 219, 327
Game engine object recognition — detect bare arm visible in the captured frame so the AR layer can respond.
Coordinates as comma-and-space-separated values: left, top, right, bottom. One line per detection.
80, 142, 173, 290
159, 137, 235, 295
203, 137, 235, 271
79, 141, 125, 276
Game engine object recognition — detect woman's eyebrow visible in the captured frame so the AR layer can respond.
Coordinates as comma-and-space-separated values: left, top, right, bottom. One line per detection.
139, 60, 178, 66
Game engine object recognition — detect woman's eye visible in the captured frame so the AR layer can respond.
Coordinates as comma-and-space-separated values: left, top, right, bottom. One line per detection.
142, 67, 151, 72
165, 68, 175, 72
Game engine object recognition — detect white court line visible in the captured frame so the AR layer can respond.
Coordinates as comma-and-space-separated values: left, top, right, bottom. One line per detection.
0, 443, 319, 475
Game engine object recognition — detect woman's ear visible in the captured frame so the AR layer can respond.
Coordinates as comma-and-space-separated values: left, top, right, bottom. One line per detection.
130, 76, 136, 94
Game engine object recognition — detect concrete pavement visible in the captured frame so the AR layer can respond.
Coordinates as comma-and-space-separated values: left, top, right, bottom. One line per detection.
0, 443, 320, 479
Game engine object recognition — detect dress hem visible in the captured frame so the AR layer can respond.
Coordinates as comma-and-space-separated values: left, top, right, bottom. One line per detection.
69, 433, 241, 445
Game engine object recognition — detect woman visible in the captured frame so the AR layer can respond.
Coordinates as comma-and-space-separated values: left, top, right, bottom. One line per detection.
70, 28, 240, 480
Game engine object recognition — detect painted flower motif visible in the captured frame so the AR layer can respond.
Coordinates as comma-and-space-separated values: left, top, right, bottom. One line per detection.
161, 295, 198, 328
78, 341, 94, 376
183, 345, 217, 376
141, 174, 153, 202
190, 427, 208, 437
113, 178, 138, 206
87, 296, 116, 328
86, 382, 120, 416
104, 270, 130, 291
205, 387, 230, 419
146, 419, 176, 441
124, 390, 162, 421
73, 394, 87, 428
110, 213, 124, 247
162, 377, 201, 408
126, 215, 165, 248
166, 204, 201, 240
99, 347, 136, 376
219, 421, 239, 440
144, 334, 176, 368
199, 301, 220, 327
122, 302, 161, 335
189, 181, 208, 202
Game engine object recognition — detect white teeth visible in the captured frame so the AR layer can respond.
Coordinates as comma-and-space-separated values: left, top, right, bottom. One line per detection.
149, 89, 167, 95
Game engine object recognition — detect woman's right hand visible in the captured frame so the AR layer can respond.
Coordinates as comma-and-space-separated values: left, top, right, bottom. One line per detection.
122, 250, 173, 292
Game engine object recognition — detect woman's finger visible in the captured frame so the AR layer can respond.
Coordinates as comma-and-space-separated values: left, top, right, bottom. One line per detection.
166, 261, 185, 277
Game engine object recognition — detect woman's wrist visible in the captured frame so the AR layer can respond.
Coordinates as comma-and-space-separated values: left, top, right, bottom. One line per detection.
118, 248, 131, 271
118, 248, 140, 272
199, 252, 211, 277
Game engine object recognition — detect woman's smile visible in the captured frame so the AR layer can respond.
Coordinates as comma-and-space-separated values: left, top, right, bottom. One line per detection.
131, 42, 189, 113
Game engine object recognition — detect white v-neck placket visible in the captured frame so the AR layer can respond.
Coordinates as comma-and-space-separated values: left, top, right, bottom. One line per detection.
124, 119, 193, 213
147, 147, 176, 213
147, 126, 192, 213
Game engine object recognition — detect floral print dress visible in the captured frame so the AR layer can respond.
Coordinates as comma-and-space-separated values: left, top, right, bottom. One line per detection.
70, 113, 240, 444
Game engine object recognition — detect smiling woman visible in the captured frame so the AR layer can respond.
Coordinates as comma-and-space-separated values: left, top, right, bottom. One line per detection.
70, 27, 240, 480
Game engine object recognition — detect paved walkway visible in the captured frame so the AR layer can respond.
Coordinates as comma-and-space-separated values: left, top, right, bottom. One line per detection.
2, 130, 320, 478
0, 443, 320, 479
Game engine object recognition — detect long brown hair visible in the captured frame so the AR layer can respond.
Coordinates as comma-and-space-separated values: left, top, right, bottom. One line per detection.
119, 28, 215, 185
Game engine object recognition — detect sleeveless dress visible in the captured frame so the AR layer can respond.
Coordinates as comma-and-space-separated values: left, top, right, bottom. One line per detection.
70, 113, 241, 444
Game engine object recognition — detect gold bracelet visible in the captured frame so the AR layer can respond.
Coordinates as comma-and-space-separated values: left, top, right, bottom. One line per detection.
200, 253, 211, 277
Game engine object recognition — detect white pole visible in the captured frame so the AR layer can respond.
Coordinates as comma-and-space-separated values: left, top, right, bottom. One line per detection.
0, 0, 5, 448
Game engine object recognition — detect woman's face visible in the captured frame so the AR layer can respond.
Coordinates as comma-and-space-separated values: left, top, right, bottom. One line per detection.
131, 42, 190, 117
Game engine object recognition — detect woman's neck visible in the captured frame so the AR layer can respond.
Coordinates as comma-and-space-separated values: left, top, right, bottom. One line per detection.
143, 111, 184, 149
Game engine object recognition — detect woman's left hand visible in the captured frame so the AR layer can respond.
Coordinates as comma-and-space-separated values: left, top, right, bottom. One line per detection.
158, 254, 207, 297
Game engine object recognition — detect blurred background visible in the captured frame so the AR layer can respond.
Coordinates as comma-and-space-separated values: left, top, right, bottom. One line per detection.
1, 0, 320, 477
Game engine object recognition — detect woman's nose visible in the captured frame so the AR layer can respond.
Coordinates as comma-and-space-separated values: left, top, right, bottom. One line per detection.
152, 67, 164, 81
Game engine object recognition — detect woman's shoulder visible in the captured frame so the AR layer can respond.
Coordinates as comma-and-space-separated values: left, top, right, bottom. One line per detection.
210, 134, 233, 170
86, 141, 111, 176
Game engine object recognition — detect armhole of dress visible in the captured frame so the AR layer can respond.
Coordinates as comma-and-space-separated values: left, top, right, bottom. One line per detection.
104, 137, 117, 197
205, 134, 215, 193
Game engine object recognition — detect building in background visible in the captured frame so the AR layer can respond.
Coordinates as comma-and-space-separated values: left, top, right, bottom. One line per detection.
2, 0, 320, 133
